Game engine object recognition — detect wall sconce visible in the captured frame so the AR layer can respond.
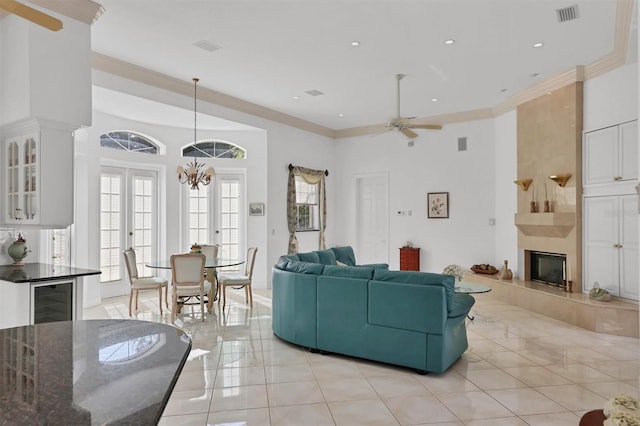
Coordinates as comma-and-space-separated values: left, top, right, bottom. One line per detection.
514, 179, 532, 191
548, 174, 571, 187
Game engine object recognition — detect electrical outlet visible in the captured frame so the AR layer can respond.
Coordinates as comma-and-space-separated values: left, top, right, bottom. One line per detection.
489, 218, 496, 226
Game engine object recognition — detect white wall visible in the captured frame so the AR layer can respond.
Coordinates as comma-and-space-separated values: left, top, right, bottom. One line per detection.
493, 110, 519, 276
584, 62, 638, 131
334, 120, 496, 272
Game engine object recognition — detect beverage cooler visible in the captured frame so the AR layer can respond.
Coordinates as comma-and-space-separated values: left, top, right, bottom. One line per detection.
31, 280, 75, 324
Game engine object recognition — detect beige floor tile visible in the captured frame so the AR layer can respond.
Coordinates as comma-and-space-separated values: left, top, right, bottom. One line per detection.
267, 380, 326, 407
218, 351, 264, 368
209, 384, 268, 412
162, 389, 212, 416
486, 388, 567, 415
563, 347, 616, 363
464, 418, 529, 426
584, 380, 640, 399
265, 363, 316, 384
483, 351, 538, 368
500, 366, 571, 387
207, 408, 271, 426
416, 370, 480, 394
436, 391, 513, 420
159, 412, 208, 426
366, 375, 430, 398
461, 368, 528, 390
214, 366, 266, 388
328, 399, 399, 426
173, 368, 217, 392
220, 339, 263, 354
534, 384, 607, 411
311, 360, 364, 380
519, 411, 581, 426
546, 363, 618, 383
270, 403, 336, 426
584, 360, 640, 380
262, 349, 310, 365
318, 377, 378, 402
384, 395, 458, 424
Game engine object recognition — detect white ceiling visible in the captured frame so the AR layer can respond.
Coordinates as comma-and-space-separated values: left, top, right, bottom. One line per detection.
90, 0, 633, 131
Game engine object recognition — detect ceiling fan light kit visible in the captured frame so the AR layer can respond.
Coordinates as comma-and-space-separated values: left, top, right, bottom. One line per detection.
0, 0, 63, 31
376, 74, 443, 140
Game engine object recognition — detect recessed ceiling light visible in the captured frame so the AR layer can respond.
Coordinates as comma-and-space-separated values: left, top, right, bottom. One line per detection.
500, 88, 508, 92
530, 72, 540, 77
338, 113, 344, 117
444, 39, 455, 45
533, 42, 544, 48
351, 41, 360, 46
293, 96, 300, 100
431, 98, 439, 102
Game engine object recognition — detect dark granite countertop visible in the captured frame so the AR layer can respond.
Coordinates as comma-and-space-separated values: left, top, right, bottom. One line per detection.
0, 263, 101, 283
0, 319, 191, 425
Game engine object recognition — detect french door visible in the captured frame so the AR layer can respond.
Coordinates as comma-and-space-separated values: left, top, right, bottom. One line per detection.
100, 166, 158, 298
184, 173, 244, 266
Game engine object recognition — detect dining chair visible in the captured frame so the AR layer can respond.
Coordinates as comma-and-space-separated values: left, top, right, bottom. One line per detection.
199, 243, 219, 282
170, 253, 210, 323
218, 247, 258, 310
123, 248, 168, 316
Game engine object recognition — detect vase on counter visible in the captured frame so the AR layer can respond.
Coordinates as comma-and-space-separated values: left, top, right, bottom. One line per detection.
8, 233, 31, 266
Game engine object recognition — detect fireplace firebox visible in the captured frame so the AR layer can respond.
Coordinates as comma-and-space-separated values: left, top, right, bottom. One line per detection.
529, 251, 566, 287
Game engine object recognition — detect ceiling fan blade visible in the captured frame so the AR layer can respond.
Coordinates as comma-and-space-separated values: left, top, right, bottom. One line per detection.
0, 0, 63, 31
409, 124, 443, 130
400, 128, 418, 139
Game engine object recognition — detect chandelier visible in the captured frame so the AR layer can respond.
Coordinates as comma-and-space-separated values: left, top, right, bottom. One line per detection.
177, 77, 215, 190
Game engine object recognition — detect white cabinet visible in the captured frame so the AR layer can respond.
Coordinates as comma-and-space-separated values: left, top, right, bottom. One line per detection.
2, 119, 74, 227
584, 120, 638, 186
583, 195, 638, 300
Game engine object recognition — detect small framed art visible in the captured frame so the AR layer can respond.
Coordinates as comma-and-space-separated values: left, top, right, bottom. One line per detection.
427, 192, 449, 219
249, 203, 265, 216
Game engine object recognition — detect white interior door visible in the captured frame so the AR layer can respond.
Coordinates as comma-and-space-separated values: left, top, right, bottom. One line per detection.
355, 174, 389, 264
100, 166, 158, 298
584, 196, 620, 296
620, 194, 638, 300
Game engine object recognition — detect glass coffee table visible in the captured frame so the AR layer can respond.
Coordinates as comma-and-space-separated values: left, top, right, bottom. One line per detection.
455, 281, 492, 320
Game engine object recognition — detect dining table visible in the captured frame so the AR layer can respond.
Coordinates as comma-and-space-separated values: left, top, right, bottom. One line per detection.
146, 258, 244, 312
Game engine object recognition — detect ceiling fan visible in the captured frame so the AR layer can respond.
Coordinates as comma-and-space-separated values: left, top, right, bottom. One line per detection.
0, 0, 63, 31
381, 74, 442, 139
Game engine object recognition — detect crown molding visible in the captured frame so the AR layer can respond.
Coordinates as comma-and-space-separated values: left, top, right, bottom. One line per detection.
91, 53, 337, 139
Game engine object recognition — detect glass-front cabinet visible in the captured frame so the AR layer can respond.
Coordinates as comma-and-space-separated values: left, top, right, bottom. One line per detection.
6, 133, 39, 224
2, 119, 74, 228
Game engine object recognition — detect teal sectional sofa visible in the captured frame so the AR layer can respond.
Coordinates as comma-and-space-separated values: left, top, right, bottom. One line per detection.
272, 246, 475, 373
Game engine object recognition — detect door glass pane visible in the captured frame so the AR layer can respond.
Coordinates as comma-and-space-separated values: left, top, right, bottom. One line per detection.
219, 181, 240, 265
132, 175, 155, 277
188, 188, 208, 245
100, 173, 122, 282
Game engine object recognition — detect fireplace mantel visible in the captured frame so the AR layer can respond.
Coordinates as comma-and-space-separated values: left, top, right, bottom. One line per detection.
514, 212, 575, 238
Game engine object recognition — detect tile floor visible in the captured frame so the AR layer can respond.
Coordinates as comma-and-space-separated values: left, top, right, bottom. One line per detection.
84, 289, 640, 425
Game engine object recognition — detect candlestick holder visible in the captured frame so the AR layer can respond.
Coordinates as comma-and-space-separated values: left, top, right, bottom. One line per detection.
561, 279, 567, 292
567, 280, 573, 293
529, 201, 537, 213
543, 200, 550, 212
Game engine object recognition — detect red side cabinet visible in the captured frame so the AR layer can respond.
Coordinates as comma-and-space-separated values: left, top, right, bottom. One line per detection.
399, 247, 420, 271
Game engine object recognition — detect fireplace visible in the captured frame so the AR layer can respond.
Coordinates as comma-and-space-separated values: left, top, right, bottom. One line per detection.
529, 251, 566, 287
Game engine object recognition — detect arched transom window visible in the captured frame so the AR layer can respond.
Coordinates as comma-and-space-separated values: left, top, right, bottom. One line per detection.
182, 141, 246, 159
100, 131, 160, 155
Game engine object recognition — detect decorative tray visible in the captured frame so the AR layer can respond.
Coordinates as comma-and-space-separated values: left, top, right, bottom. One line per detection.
471, 265, 499, 275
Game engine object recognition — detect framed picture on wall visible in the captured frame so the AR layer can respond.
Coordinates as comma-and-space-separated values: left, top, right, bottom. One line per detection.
249, 203, 265, 216
427, 192, 449, 219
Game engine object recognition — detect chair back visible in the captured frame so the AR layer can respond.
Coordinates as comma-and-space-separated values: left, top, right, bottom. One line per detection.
123, 249, 138, 282
245, 247, 258, 279
171, 254, 206, 287
200, 244, 219, 263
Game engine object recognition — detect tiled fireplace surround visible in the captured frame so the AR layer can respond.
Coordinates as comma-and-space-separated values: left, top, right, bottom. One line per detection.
488, 82, 640, 338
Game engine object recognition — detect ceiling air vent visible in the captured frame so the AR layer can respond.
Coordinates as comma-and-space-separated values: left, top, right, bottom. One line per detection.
305, 89, 324, 97
193, 40, 221, 52
556, 5, 579, 23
